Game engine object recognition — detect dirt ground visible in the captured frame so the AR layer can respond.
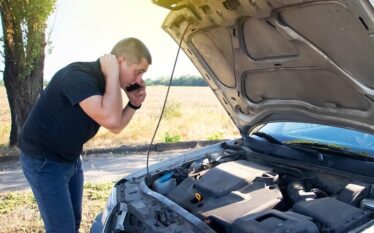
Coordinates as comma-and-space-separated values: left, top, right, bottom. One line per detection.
0, 149, 185, 193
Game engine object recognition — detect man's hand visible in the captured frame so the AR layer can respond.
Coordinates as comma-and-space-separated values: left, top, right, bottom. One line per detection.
100, 54, 119, 80
125, 82, 146, 107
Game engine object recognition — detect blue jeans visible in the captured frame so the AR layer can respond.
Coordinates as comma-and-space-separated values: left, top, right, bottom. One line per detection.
20, 152, 84, 233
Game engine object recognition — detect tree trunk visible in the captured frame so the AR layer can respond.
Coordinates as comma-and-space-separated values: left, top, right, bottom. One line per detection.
4, 60, 44, 146
1, 3, 45, 146
3, 63, 18, 145
3, 52, 44, 146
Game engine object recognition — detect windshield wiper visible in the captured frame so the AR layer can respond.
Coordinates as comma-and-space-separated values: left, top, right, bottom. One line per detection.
251, 132, 324, 161
252, 131, 283, 145
287, 141, 374, 162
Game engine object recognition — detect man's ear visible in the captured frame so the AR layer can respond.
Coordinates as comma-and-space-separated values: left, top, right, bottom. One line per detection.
118, 56, 126, 63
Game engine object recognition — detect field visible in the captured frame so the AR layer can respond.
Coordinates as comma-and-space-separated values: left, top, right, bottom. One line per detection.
0, 86, 239, 151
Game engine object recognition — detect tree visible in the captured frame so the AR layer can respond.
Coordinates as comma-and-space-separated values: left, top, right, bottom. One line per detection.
145, 75, 208, 86
0, 0, 55, 146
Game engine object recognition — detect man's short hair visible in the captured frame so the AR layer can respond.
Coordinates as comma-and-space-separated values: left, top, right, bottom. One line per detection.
111, 37, 152, 65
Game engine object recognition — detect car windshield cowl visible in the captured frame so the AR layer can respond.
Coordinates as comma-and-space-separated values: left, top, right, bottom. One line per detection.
254, 122, 374, 159
286, 141, 374, 162
251, 131, 325, 161
252, 129, 374, 162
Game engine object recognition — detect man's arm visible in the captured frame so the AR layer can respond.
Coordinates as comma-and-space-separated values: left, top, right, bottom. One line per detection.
79, 54, 123, 131
79, 54, 146, 134
108, 104, 137, 134
108, 84, 146, 133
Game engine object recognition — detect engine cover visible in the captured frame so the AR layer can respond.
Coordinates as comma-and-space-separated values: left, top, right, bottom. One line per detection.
293, 197, 371, 232
168, 160, 283, 232
232, 210, 319, 233
194, 160, 277, 198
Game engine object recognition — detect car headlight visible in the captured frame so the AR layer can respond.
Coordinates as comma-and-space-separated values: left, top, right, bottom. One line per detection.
101, 187, 117, 225
101, 187, 129, 232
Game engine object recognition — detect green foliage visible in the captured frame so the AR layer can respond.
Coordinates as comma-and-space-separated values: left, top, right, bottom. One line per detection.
0, 192, 36, 214
0, 0, 56, 79
164, 101, 182, 119
0, 80, 4, 86
145, 75, 208, 86
208, 132, 224, 141
162, 132, 181, 143
84, 182, 113, 201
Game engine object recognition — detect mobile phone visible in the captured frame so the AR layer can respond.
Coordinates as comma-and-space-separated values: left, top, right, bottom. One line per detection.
126, 83, 141, 92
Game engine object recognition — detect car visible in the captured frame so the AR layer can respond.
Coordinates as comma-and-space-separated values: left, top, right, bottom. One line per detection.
90, 0, 374, 232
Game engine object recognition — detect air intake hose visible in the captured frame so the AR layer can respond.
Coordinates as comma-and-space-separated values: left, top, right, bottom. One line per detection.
287, 181, 317, 203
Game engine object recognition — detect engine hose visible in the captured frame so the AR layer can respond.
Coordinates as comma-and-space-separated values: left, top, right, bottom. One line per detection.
287, 180, 317, 203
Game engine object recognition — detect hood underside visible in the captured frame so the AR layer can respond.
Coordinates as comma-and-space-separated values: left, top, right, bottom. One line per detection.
155, 0, 374, 135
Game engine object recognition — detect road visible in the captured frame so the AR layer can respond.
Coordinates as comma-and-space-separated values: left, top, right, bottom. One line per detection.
0, 151, 183, 193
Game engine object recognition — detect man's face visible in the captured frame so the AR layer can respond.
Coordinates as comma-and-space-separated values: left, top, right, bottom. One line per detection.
118, 56, 149, 90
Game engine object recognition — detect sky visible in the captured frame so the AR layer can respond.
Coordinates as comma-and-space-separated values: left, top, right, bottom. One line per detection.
14, 0, 200, 80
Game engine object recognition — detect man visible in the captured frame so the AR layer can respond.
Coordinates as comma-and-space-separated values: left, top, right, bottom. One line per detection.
18, 37, 151, 233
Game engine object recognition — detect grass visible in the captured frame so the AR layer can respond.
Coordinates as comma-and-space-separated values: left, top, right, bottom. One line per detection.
0, 87, 10, 153
0, 192, 36, 215
207, 132, 225, 141
0, 86, 239, 153
162, 132, 181, 143
0, 182, 113, 233
163, 101, 182, 119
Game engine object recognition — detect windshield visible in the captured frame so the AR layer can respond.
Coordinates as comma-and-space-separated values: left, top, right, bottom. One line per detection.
255, 122, 374, 156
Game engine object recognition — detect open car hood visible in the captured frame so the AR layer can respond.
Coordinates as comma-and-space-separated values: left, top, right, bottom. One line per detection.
154, 0, 374, 135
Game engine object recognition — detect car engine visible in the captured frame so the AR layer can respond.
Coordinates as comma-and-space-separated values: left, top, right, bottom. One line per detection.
145, 148, 373, 233
111, 143, 374, 233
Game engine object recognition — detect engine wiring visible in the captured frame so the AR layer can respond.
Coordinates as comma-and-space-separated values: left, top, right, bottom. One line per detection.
146, 23, 191, 175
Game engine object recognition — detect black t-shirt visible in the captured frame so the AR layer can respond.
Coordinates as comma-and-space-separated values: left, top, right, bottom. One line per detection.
19, 60, 105, 162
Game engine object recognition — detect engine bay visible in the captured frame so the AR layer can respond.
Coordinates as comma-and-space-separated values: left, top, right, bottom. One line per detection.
145, 145, 374, 233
